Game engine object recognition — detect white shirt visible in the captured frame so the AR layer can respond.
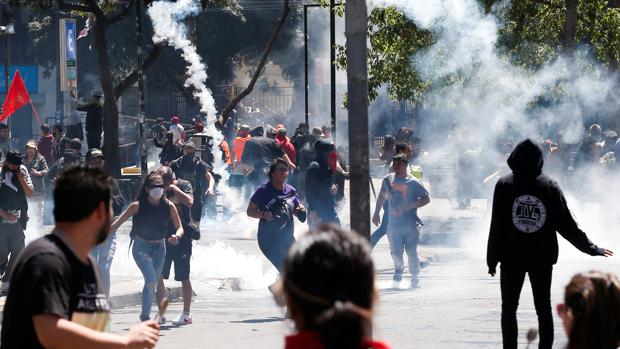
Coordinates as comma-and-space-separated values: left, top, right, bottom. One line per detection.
170, 124, 185, 143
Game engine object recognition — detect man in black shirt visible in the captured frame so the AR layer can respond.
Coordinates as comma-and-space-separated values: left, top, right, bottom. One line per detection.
305, 139, 341, 227
241, 134, 295, 192
77, 93, 104, 150
156, 166, 196, 325
170, 141, 215, 222
487, 139, 613, 349
1, 167, 159, 349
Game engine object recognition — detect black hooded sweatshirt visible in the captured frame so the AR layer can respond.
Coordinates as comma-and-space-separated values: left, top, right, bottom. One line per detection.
305, 139, 336, 212
487, 139, 603, 271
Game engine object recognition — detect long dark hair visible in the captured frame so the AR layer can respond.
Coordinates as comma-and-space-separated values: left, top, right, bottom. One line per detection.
283, 225, 375, 349
565, 271, 620, 349
135, 171, 164, 203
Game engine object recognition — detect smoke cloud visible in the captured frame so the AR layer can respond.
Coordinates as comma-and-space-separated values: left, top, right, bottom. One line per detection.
148, 0, 226, 176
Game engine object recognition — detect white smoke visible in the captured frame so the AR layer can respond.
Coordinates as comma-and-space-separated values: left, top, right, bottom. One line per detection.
148, 0, 227, 178
371, 0, 618, 144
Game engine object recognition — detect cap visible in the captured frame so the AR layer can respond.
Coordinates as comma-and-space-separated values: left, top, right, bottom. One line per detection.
5, 152, 21, 166
86, 148, 104, 161
156, 117, 164, 123
171, 116, 180, 123
25, 140, 37, 150
277, 128, 287, 136
239, 124, 250, 131
183, 141, 196, 150
392, 153, 409, 163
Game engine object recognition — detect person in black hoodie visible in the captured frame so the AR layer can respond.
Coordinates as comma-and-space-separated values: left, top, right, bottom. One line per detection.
486, 139, 613, 349
305, 139, 341, 227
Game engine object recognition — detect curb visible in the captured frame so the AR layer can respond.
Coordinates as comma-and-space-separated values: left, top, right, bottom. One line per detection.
0, 286, 185, 322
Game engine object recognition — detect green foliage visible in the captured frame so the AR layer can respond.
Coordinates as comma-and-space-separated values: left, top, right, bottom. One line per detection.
330, 0, 620, 104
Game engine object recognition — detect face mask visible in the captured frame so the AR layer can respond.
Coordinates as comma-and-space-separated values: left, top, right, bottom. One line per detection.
149, 187, 164, 200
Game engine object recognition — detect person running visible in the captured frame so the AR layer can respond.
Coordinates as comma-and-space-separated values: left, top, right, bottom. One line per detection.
111, 172, 184, 321
486, 139, 613, 349
0, 151, 34, 293
156, 166, 197, 326
305, 139, 341, 227
372, 154, 430, 288
247, 158, 306, 273
558, 271, 620, 349
0, 166, 159, 349
22, 140, 48, 233
273, 225, 390, 349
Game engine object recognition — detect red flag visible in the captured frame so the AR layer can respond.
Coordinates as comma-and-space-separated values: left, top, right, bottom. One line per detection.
1, 70, 31, 122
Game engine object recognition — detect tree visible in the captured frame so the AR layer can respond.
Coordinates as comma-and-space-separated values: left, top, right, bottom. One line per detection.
25, 0, 240, 176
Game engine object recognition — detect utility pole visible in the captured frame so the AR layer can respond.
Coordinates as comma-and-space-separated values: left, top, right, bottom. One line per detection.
136, 0, 147, 175
329, 0, 336, 141
346, 0, 370, 238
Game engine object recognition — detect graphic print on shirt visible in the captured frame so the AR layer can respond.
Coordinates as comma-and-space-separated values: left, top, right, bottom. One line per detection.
265, 191, 297, 229
390, 182, 408, 212
511, 195, 547, 233
71, 282, 110, 331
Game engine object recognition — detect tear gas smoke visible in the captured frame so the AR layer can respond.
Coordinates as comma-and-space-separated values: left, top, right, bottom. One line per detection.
148, 0, 227, 178
367, 0, 620, 254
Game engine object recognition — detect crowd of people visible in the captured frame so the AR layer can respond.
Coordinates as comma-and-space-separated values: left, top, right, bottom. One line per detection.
0, 110, 617, 349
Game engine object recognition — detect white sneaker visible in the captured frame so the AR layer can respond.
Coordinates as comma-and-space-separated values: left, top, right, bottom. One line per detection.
157, 314, 167, 325
172, 312, 192, 325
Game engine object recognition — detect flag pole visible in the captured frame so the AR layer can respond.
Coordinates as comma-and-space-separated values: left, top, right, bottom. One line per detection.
30, 101, 42, 126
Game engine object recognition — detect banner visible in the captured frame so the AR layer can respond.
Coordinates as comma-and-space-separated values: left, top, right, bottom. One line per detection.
59, 18, 77, 91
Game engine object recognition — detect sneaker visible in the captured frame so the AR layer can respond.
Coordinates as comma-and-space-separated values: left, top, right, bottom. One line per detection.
172, 312, 192, 325
157, 314, 167, 325
392, 272, 403, 282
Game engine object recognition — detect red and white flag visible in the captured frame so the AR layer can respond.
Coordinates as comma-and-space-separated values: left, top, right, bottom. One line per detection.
77, 15, 91, 40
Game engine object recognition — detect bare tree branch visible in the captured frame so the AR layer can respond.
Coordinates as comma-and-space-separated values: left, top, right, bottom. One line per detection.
108, 0, 136, 25
218, 0, 290, 126
114, 43, 165, 99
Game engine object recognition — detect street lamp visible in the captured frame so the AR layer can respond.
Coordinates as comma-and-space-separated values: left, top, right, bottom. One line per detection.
1, 0, 15, 149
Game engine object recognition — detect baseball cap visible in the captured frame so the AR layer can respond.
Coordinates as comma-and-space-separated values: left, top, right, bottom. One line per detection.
86, 148, 104, 161
25, 140, 37, 150
183, 141, 196, 150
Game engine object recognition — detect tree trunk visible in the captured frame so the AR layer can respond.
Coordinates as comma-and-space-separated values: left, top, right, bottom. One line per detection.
345, 0, 370, 238
562, 0, 578, 53
93, 21, 122, 177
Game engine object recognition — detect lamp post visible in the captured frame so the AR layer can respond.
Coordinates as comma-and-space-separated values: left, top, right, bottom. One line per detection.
1, 0, 14, 149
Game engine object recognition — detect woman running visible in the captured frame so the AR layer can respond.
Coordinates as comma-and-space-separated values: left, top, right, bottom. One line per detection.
111, 172, 183, 321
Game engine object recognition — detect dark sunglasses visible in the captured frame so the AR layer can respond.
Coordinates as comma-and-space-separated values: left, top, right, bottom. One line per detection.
148, 184, 165, 189
274, 167, 289, 173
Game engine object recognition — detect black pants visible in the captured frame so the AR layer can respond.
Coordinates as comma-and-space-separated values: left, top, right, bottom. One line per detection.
500, 265, 553, 349
86, 130, 101, 150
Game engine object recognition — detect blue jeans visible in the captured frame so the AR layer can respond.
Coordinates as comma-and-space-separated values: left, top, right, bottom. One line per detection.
370, 210, 389, 249
90, 232, 117, 295
257, 229, 295, 273
387, 223, 420, 280
132, 237, 166, 321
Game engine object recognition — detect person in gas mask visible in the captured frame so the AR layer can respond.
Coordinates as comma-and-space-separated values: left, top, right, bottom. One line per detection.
305, 139, 341, 227
0, 151, 33, 293
111, 172, 183, 322
170, 142, 215, 223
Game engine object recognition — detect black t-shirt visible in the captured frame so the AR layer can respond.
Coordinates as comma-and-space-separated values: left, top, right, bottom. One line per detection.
1, 233, 110, 349
166, 179, 193, 249
241, 136, 284, 169
170, 156, 212, 197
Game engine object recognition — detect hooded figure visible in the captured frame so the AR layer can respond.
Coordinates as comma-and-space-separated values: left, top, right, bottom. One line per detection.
486, 139, 612, 349
304, 139, 340, 227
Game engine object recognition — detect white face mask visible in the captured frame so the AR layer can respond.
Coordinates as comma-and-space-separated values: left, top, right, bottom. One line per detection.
149, 187, 164, 200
